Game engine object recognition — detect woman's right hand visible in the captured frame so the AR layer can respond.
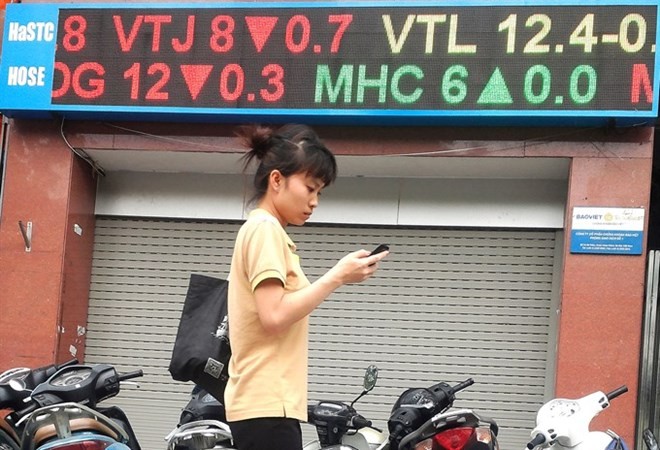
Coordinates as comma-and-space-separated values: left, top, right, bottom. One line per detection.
327, 249, 389, 285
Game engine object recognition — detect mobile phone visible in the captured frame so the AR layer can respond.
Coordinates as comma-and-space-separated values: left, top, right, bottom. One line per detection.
369, 244, 389, 256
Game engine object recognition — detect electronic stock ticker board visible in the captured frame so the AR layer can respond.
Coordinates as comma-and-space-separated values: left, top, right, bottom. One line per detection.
0, 1, 658, 126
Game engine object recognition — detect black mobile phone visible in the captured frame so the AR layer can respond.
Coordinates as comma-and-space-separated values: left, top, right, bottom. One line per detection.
369, 244, 389, 256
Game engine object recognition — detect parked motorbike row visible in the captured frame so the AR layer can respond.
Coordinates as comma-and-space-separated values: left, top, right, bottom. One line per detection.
0, 361, 658, 450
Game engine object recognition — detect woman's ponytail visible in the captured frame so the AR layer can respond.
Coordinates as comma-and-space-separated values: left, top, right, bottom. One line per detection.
237, 124, 275, 170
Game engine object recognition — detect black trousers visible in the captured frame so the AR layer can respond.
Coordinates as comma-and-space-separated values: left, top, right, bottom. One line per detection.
229, 417, 302, 450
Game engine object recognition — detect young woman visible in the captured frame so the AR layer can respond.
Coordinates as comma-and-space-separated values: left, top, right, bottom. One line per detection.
225, 124, 388, 450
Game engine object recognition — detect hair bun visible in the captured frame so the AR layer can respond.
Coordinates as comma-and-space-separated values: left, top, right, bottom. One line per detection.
236, 124, 275, 164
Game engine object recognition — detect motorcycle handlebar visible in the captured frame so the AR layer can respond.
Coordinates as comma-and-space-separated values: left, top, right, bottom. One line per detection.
451, 378, 474, 394
118, 370, 143, 382
11, 402, 39, 423
15, 366, 142, 420
606, 385, 628, 401
527, 433, 546, 449
350, 415, 372, 429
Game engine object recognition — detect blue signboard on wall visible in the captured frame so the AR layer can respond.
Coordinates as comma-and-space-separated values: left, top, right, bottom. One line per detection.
0, 1, 658, 125
570, 207, 645, 255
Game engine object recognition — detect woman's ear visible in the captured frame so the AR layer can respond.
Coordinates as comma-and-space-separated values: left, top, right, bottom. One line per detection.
269, 170, 283, 192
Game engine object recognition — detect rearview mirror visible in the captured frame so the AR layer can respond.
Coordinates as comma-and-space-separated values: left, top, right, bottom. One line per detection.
8, 378, 26, 392
0, 367, 30, 384
363, 365, 378, 392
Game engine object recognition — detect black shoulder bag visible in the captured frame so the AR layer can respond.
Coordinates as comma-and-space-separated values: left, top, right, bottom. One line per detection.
168, 274, 231, 402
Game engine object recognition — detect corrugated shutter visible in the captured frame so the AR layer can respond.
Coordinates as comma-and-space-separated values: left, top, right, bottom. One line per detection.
86, 217, 560, 450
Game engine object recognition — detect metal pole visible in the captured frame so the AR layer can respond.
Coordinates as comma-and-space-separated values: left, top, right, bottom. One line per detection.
637, 250, 660, 449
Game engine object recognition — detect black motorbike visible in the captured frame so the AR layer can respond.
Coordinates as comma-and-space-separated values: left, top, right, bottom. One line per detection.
5, 363, 142, 450
387, 378, 499, 450
0, 360, 80, 450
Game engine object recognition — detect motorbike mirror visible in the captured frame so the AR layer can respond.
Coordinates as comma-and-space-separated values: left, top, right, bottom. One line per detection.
8, 378, 27, 392
363, 365, 378, 392
350, 365, 379, 408
0, 367, 30, 384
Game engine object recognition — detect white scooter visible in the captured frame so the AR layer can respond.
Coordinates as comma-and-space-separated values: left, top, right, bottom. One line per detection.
527, 385, 629, 450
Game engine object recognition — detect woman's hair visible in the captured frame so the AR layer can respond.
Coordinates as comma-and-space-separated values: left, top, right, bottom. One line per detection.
237, 124, 338, 204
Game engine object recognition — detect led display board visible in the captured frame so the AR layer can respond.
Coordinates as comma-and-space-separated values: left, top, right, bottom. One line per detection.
0, 1, 658, 125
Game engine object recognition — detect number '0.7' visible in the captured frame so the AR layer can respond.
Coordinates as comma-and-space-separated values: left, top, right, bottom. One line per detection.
498, 12, 648, 53
197, 14, 353, 54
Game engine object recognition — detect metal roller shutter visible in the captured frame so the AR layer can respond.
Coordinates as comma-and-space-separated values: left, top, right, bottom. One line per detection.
86, 216, 560, 450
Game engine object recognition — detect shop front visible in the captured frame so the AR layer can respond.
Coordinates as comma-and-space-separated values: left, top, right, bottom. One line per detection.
0, 2, 657, 449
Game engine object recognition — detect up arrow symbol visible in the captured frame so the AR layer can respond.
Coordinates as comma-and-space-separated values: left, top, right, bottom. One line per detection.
477, 68, 513, 105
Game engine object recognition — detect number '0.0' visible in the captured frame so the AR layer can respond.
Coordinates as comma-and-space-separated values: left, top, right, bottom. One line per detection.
442, 64, 598, 105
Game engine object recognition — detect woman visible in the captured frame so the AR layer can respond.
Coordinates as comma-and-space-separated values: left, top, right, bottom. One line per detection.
226, 124, 388, 450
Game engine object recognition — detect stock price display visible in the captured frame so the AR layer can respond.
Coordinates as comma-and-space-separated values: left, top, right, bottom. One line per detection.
0, 2, 658, 126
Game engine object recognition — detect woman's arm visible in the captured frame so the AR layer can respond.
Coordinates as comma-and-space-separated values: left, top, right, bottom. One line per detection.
254, 249, 389, 334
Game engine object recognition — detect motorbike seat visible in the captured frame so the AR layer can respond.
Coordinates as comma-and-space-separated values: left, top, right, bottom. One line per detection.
33, 418, 120, 447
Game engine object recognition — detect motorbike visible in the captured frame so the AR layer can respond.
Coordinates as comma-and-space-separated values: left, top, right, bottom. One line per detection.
304, 365, 387, 450
387, 378, 499, 450
526, 385, 629, 450
0, 360, 79, 450
5, 363, 143, 450
164, 386, 234, 450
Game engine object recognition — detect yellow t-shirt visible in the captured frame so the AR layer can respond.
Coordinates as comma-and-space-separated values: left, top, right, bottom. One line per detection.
225, 209, 311, 422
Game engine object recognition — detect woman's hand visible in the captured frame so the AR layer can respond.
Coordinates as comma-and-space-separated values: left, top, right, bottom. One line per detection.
326, 249, 389, 285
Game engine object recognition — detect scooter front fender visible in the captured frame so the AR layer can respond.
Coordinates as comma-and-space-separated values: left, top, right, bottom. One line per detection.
343, 428, 388, 450
548, 431, 619, 450
303, 428, 388, 450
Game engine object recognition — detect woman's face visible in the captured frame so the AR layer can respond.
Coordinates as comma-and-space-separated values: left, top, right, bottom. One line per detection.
273, 172, 325, 226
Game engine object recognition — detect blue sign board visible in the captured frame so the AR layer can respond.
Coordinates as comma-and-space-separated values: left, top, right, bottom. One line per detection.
570, 207, 645, 255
